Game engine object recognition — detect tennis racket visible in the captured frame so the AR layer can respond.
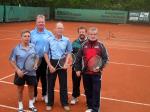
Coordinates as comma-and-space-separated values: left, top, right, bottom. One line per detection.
86, 55, 102, 72
23, 53, 38, 74
54, 53, 76, 71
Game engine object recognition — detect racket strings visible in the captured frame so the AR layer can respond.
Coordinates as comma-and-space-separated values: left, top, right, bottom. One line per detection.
54, 53, 76, 70
24, 53, 36, 71
87, 55, 102, 72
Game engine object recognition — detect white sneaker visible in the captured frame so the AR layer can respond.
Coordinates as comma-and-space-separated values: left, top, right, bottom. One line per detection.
42, 95, 48, 103
70, 97, 79, 105
46, 106, 52, 111
85, 109, 92, 112
63, 106, 70, 111
33, 97, 38, 103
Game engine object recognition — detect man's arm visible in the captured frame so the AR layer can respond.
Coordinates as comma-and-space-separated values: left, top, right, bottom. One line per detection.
100, 43, 109, 70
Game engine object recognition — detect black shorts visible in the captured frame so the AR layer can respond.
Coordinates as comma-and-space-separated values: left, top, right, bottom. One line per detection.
14, 73, 37, 86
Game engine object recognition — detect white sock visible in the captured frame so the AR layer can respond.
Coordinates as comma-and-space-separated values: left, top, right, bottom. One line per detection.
29, 100, 34, 108
18, 101, 23, 109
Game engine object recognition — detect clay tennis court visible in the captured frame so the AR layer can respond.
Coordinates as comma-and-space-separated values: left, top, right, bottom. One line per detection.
0, 21, 150, 112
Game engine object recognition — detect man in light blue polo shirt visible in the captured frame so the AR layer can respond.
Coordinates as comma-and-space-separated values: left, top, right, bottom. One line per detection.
44, 22, 72, 111
30, 15, 54, 103
9, 30, 38, 112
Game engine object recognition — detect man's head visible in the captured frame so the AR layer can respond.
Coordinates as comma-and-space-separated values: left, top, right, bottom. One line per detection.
78, 26, 87, 40
88, 27, 98, 41
21, 30, 31, 44
36, 15, 45, 31
54, 22, 64, 37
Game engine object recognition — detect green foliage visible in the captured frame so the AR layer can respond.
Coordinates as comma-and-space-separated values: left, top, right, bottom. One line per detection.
0, 0, 150, 11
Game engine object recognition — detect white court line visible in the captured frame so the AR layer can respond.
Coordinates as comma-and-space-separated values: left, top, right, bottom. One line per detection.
106, 44, 150, 49
101, 97, 150, 107
0, 73, 14, 81
1, 36, 149, 49
0, 38, 19, 40
108, 46, 150, 53
0, 61, 149, 83
110, 61, 150, 68
0, 104, 29, 112
0, 38, 150, 53
110, 38, 150, 43
0, 80, 150, 107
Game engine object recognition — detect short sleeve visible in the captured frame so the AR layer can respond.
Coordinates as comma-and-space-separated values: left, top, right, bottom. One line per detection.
9, 48, 17, 62
66, 39, 72, 53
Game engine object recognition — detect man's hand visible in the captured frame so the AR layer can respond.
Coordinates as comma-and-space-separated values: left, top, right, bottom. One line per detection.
16, 69, 24, 78
48, 65, 56, 73
76, 71, 81, 77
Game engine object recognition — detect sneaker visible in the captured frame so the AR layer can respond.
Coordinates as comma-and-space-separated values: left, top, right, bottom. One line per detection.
33, 97, 38, 103
46, 106, 52, 111
70, 97, 79, 105
42, 95, 48, 103
18, 108, 24, 112
85, 109, 92, 112
29, 106, 38, 112
63, 106, 70, 111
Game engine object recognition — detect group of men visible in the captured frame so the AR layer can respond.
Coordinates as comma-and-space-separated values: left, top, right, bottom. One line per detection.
9, 14, 108, 112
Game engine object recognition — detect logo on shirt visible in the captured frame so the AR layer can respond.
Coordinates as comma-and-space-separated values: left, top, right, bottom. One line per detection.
94, 45, 99, 48
84, 45, 88, 48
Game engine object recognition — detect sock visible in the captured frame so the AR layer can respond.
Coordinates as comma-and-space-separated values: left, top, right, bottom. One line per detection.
29, 100, 34, 108
18, 101, 23, 109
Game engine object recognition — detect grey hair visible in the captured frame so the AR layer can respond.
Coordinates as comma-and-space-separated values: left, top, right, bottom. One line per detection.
88, 27, 98, 33
36, 14, 45, 20
21, 29, 30, 37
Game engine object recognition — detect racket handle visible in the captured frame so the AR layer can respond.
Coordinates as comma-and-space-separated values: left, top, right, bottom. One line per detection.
23, 71, 28, 74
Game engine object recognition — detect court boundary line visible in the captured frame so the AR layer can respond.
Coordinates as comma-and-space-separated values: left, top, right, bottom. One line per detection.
107, 46, 150, 53
0, 59, 150, 81
110, 62, 150, 68
106, 44, 150, 49
1, 37, 150, 49
1, 38, 150, 53
0, 104, 29, 112
0, 73, 14, 81
0, 80, 150, 108
1, 58, 150, 81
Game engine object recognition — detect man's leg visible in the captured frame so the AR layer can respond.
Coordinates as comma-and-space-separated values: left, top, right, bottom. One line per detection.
92, 74, 101, 112
72, 69, 81, 98
17, 85, 24, 110
47, 71, 57, 107
83, 74, 93, 109
58, 69, 68, 106
40, 58, 47, 97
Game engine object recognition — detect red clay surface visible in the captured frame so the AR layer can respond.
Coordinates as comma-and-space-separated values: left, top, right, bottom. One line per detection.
0, 21, 150, 112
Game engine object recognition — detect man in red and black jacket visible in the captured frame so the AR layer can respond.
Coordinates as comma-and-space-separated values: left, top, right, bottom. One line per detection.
74, 27, 109, 112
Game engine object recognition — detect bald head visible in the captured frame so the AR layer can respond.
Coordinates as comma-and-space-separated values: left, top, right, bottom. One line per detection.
55, 22, 64, 38
56, 22, 64, 29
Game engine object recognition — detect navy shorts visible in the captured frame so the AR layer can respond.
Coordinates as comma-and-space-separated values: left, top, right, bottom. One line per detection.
14, 73, 37, 86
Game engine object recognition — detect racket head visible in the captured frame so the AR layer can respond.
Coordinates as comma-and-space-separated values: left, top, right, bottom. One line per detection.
57, 53, 76, 69
58, 56, 66, 68
24, 53, 36, 72
71, 53, 76, 65
87, 55, 102, 72
37, 58, 42, 67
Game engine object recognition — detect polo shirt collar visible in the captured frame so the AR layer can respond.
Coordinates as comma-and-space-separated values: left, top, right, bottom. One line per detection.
53, 35, 65, 41
35, 27, 46, 33
19, 43, 32, 50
